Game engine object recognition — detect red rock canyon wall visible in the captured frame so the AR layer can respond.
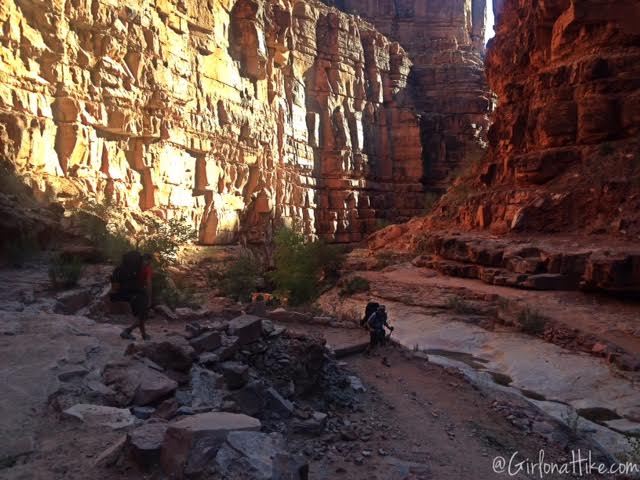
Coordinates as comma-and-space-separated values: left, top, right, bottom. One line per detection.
432, 0, 640, 237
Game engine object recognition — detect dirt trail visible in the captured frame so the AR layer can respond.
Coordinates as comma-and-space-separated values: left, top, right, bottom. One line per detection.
280, 318, 606, 479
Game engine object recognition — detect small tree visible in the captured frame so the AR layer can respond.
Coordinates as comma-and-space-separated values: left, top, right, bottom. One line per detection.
268, 225, 344, 305
222, 251, 263, 302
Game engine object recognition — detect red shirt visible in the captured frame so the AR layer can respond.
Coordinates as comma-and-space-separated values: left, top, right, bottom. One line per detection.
138, 265, 153, 288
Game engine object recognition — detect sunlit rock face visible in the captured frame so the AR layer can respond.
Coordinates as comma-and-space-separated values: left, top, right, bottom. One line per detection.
329, 0, 493, 190
428, 0, 640, 237
0, 0, 432, 244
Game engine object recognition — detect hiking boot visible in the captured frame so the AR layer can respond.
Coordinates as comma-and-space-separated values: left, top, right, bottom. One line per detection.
120, 330, 135, 340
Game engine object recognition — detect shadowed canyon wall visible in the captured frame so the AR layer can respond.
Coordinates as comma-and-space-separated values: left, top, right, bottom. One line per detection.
430, 0, 640, 237
0, 0, 489, 245
326, 0, 493, 191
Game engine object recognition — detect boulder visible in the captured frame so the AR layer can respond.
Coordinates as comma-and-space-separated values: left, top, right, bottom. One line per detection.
225, 381, 266, 416
189, 331, 222, 353
228, 315, 263, 346
63, 404, 135, 430
291, 411, 327, 436
133, 371, 178, 407
212, 334, 241, 361
219, 361, 249, 389
54, 288, 93, 315
126, 336, 196, 372
216, 431, 308, 480
103, 360, 178, 407
128, 421, 168, 469
160, 412, 261, 478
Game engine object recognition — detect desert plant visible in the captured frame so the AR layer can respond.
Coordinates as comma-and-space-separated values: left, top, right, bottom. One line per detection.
340, 276, 370, 296
222, 251, 263, 302
48, 255, 84, 289
517, 307, 548, 335
268, 225, 344, 305
138, 216, 195, 267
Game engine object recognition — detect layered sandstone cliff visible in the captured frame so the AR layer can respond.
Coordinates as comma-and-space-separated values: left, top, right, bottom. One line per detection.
325, 0, 493, 190
0, 0, 427, 244
429, 0, 640, 237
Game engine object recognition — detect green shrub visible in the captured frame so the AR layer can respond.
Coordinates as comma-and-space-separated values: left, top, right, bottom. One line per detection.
517, 307, 548, 335
151, 271, 197, 309
138, 216, 195, 267
222, 252, 263, 302
268, 226, 344, 305
340, 276, 370, 296
49, 256, 84, 289
76, 198, 195, 266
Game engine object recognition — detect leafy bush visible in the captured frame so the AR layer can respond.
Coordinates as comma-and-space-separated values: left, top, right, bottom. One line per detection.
222, 251, 263, 302
340, 276, 370, 296
517, 307, 548, 335
49, 255, 84, 289
151, 271, 197, 309
76, 196, 195, 267
268, 226, 344, 305
138, 216, 195, 267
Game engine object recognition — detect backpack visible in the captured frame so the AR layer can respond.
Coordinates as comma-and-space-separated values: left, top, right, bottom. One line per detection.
111, 250, 142, 291
360, 302, 380, 327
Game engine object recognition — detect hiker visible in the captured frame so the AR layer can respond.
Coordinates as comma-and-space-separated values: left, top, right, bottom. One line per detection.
360, 300, 380, 329
365, 305, 394, 354
110, 251, 153, 341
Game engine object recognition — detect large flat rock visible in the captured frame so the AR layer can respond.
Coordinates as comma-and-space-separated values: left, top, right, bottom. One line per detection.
160, 412, 261, 478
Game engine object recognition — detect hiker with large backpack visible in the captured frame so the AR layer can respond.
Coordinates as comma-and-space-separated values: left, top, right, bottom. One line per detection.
360, 300, 379, 329
110, 251, 153, 340
365, 305, 394, 354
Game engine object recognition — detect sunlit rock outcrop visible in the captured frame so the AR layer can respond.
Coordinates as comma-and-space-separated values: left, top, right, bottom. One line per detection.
0, 0, 425, 244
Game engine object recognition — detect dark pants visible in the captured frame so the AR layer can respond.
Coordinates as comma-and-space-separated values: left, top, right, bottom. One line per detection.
369, 329, 385, 348
110, 289, 149, 335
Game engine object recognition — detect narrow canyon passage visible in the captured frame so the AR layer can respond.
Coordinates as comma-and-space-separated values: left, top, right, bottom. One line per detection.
1, 0, 640, 479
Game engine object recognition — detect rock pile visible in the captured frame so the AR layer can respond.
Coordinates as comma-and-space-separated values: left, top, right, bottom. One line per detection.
55, 313, 363, 478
